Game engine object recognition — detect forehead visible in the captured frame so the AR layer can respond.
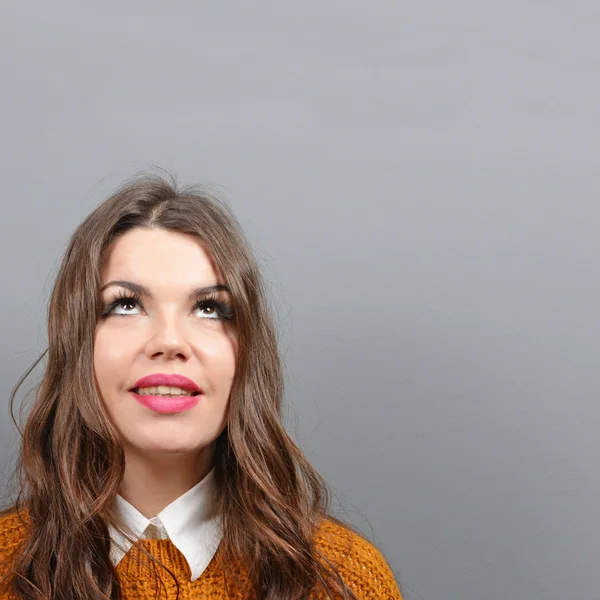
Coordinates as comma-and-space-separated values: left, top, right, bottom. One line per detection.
100, 228, 221, 285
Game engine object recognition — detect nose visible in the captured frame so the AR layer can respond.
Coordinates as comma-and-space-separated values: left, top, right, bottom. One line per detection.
144, 311, 193, 361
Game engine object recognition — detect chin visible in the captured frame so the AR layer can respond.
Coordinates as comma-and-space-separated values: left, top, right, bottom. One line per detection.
121, 435, 202, 456
148, 440, 192, 451
144, 438, 202, 452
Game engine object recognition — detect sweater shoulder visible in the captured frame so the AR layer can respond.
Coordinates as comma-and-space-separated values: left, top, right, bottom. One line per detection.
0, 507, 29, 562
0, 507, 29, 600
314, 517, 403, 600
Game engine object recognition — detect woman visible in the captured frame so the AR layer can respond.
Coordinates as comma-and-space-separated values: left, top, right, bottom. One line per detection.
0, 174, 403, 600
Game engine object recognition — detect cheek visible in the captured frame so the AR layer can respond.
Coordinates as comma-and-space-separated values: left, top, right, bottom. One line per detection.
93, 329, 134, 390
200, 335, 237, 390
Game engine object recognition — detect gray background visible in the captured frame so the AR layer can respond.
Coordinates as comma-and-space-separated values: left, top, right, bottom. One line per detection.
0, 2, 598, 599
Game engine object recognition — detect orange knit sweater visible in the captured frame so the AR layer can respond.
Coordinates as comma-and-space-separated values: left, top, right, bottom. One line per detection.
0, 509, 402, 599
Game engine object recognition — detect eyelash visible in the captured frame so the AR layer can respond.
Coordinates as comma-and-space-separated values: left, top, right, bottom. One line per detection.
101, 291, 234, 321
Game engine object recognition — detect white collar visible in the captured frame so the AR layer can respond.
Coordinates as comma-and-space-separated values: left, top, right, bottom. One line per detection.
108, 467, 222, 581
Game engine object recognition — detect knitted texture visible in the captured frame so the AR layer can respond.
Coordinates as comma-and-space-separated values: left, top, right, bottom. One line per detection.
0, 509, 402, 599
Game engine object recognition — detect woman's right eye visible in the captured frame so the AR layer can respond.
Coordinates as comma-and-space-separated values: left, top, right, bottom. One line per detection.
103, 294, 142, 317
113, 300, 141, 315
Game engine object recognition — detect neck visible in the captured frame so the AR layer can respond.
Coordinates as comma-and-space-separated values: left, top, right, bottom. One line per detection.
118, 444, 215, 518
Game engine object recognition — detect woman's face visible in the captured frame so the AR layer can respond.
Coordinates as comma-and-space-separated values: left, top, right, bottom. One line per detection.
93, 227, 236, 462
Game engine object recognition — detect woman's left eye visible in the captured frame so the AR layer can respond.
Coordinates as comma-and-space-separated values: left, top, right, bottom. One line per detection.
194, 300, 233, 320
196, 302, 219, 319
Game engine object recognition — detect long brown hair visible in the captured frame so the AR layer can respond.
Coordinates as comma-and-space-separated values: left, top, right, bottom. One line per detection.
0, 173, 362, 600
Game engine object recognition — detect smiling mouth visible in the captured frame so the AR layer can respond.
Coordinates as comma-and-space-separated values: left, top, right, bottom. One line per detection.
130, 388, 201, 397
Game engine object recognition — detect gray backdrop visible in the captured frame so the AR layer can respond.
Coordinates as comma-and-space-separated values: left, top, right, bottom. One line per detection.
1, 2, 598, 599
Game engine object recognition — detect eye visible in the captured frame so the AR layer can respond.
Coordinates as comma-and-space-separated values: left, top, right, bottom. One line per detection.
103, 293, 142, 317
194, 299, 233, 320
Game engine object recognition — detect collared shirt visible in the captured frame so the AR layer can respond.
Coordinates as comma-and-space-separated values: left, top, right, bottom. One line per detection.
107, 467, 222, 581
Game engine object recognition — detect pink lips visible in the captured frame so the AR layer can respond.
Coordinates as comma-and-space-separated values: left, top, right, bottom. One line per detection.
133, 373, 202, 392
130, 373, 202, 414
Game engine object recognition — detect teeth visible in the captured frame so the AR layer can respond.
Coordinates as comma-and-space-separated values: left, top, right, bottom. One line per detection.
136, 386, 195, 397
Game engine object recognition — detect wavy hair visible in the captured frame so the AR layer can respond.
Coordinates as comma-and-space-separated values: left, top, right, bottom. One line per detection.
0, 174, 362, 600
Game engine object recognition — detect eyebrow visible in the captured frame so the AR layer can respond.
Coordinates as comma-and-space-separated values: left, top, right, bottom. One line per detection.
100, 280, 230, 300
